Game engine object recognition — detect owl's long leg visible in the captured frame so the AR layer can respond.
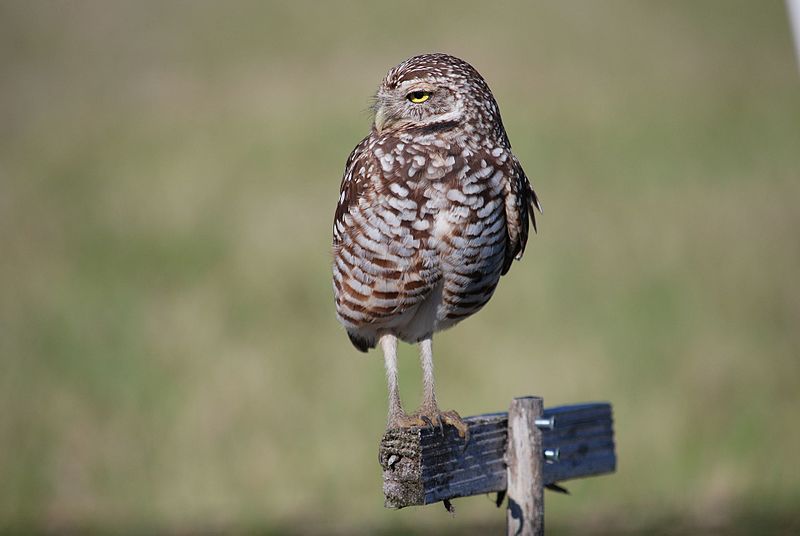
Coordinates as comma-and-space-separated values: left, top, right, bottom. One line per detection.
416, 336, 469, 439
382, 332, 430, 430
419, 336, 438, 411
380, 333, 405, 427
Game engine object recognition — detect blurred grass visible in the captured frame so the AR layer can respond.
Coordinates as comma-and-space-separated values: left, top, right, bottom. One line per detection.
1, 0, 800, 533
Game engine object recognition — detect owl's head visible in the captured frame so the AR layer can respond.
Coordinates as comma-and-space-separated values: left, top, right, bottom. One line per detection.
372, 53, 500, 135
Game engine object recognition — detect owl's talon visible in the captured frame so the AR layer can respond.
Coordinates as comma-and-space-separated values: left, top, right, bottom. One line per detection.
441, 410, 470, 442
409, 408, 470, 442
387, 411, 428, 431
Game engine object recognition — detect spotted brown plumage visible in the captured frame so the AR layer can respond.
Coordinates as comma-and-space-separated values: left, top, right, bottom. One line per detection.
332, 53, 541, 435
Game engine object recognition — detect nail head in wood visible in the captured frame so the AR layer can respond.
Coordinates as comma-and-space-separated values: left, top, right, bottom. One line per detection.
534, 417, 555, 430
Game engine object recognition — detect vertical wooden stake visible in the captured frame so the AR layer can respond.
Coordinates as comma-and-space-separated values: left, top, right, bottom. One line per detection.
506, 396, 544, 536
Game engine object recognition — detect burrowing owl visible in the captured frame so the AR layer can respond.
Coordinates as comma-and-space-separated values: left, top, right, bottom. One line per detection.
332, 53, 540, 436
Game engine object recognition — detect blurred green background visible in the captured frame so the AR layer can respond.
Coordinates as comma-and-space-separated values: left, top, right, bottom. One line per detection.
2, 1, 799, 534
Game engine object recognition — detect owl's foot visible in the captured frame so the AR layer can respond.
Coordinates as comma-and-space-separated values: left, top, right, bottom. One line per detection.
387, 411, 429, 431
387, 408, 469, 441
415, 407, 470, 440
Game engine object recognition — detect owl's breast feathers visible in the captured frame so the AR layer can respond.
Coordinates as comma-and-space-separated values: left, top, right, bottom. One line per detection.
332, 131, 539, 344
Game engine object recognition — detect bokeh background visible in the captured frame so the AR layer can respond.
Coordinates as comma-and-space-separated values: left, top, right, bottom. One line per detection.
2, 1, 799, 534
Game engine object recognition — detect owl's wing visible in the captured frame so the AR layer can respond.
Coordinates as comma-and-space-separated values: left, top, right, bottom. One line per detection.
333, 135, 371, 248
501, 155, 541, 275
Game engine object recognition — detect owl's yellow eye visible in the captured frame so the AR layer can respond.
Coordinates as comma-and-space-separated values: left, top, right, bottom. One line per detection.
407, 90, 431, 104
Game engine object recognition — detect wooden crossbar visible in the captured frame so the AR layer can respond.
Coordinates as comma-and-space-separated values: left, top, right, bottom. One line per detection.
379, 401, 616, 509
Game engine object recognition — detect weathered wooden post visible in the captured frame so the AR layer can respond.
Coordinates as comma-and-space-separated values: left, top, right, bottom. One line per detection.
506, 396, 544, 536
378, 398, 616, 532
